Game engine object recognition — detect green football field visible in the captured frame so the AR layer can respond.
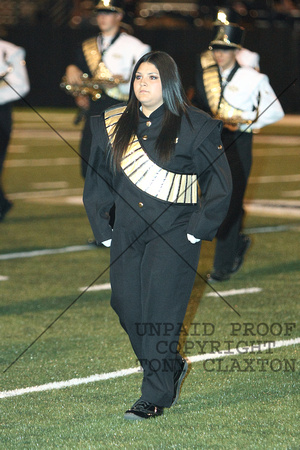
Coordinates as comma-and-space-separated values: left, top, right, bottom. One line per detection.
0, 108, 299, 449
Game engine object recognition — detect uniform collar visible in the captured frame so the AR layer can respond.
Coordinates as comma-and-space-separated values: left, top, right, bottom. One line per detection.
139, 104, 165, 120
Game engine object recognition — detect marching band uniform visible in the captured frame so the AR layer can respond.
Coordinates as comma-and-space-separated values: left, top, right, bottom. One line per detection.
83, 103, 232, 408
194, 19, 284, 281
67, 0, 150, 177
0, 39, 30, 221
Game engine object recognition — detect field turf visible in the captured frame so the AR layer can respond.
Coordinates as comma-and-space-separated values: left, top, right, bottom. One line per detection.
0, 108, 299, 449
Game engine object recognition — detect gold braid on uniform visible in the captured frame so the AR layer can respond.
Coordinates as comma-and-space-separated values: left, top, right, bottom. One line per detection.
105, 107, 198, 204
82, 38, 128, 101
201, 51, 252, 126
82, 37, 102, 74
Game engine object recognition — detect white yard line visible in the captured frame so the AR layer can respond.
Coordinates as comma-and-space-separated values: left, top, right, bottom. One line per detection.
248, 174, 300, 184
245, 224, 300, 234
5, 158, 78, 168
188, 338, 300, 363
1, 337, 299, 400
12, 130, 81, 140
6, 174, 300, 205
244, 201, 300, 218
253, 148, 300, 156
0, 245, 94, 261
8, 188, 82, 200
31, 182, 69, 190
0, 275, 9, 281
79, 286, 262, 297
206, 287, 262, 298
79, 283, 111, 292
8, 145, 28, 153
0, 222, 299, 262
282, 190, 300, 197
253, 136, 300, 145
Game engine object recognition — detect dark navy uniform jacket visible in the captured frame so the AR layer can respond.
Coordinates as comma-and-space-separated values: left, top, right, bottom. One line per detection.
83, 104, 232, 244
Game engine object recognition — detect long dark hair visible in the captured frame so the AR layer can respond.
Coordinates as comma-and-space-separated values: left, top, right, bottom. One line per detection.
110, 51, 191, 169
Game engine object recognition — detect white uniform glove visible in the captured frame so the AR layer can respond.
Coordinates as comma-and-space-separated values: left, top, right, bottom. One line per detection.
101, 239, 112, 248
187, 234, 201, 244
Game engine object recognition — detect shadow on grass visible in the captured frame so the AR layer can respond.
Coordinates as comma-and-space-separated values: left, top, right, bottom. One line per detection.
178, 277, 208, 361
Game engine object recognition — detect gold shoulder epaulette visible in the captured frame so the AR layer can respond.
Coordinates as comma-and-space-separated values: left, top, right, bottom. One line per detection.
201, 50, 216, 70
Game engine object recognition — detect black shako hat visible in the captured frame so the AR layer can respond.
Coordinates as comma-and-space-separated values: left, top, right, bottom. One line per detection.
95, 0, 124, 14
209, 10, 244, 50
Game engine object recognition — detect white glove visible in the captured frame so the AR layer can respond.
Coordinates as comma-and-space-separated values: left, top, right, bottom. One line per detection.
101, 239, 112, 247
187, 234, 201, 244
241, 110, 258, 122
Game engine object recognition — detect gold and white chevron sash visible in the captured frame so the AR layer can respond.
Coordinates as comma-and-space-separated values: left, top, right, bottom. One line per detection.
104, 107, 198, 204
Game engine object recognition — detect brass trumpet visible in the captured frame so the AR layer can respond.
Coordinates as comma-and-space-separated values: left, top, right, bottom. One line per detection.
214, 102, 254, 127
214, 114, 253, 126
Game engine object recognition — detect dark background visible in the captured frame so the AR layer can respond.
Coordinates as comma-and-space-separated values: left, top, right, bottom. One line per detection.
2, 0, 300, 113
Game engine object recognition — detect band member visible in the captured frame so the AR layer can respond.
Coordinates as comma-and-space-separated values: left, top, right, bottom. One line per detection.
0, 39, 30, 221
83, 51, 232, 419
194, 16, 284, 282
64, 0, 150, 178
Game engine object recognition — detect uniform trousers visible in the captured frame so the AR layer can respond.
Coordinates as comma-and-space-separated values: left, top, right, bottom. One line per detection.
0, 103, 12, 208
110, 218, 201, 407
213, 128, 252, 272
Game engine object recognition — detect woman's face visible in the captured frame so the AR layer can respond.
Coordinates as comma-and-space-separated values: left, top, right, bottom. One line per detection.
133, 62, 163, 116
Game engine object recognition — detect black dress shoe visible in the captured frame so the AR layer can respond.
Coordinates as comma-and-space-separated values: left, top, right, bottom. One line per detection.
207, 270, 231, 282
0, 199, 13, 222
124, 399, 163, 421
171, 357, 188, 407
230, 234, 251, 274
